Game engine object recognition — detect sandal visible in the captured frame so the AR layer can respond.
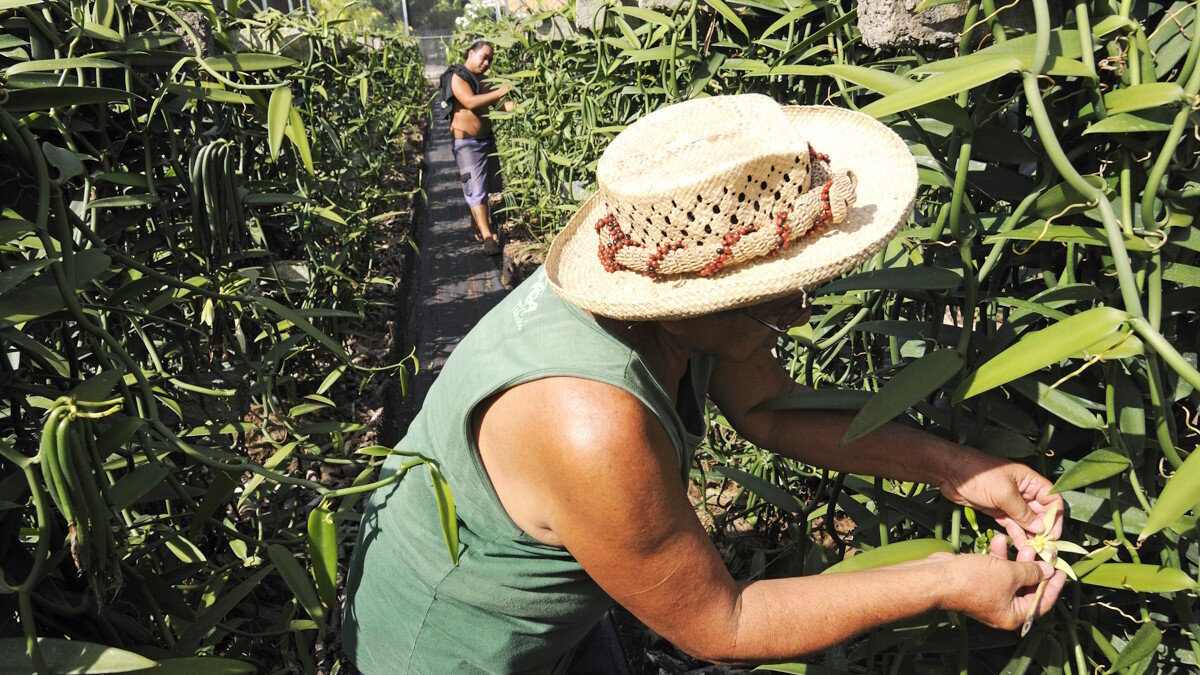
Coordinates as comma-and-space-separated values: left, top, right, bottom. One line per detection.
482, 236, 501, 256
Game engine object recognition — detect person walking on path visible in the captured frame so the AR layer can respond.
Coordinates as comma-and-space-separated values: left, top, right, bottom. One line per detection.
344, 95, 1065, 673
448, 40, 514, 255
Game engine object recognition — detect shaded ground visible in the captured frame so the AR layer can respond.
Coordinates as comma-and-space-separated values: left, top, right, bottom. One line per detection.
402, 114, 506, 412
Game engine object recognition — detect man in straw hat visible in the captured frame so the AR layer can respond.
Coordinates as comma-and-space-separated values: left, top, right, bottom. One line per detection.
344, 94, 1066, 673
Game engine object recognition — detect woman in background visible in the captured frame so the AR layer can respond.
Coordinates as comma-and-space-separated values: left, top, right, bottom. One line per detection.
448, 40, 514, 255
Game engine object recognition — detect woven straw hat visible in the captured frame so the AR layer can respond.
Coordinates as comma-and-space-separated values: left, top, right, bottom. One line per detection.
545, 94, 917, 321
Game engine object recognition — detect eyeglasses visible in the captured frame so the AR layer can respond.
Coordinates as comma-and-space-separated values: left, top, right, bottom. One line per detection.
739, 292, 811, 335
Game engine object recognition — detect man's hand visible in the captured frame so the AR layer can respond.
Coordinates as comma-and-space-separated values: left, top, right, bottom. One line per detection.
937, 448, 1064, 549
936, 535, 1066, 630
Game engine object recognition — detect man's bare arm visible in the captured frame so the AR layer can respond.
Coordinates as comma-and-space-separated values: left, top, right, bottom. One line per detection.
450, 74, 507, 111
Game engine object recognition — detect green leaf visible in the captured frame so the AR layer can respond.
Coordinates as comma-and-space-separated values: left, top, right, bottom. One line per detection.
610, 5, 674, 27
164, 534, 206, 564
268, 86, 292, 161
175, 565, 275, 653
861, 56, 1022, 119
1163, 262, 1200, 287
428, 463, 460, 565
820, 267, 961, 293
201, 53, 298, 72
1104, 82, 1186, 115
1139, 447, 1200, 541
109, 464, 169, 510
1009, 377, 1103, 429
910, 30, 1084, 75
308, 503, 338, 609
1105, 621, 1161, 674
165, 84, 254, 105
754, 664, 852, 674
268, 544, 326, 630
252, 296, 349, 364
6, 57, 125, 76
72, 368, 122, 402
1079, 563, 1198, 592
147, 657, 256, 674
1032, 176, 1111, 218
1051, 449, 1130, 493
761, 6, 819, 39
0, 258, 55, 297
41, 142, 86, 180
819, 64, 969, 128
986, 225, 1150, 253
96, 415, 146, 457
844, 349, 963, 443
1083, 110, 1177, 134
751, 389, 873, 412
0, 637, 157, 673
823, 539, 955, 574
284, 108, 315, 174
4, 86, 138, 112
87, 194, 158, 209
714, 465, 803, 514
701, 0, 748, 38
954, 306, 1130, 401
0, 283, 66, 324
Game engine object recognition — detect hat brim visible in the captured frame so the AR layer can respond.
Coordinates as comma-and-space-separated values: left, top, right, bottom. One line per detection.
545, 105, 918, 321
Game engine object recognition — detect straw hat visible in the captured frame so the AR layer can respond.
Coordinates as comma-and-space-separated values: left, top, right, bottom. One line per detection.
545, 94, 918, 321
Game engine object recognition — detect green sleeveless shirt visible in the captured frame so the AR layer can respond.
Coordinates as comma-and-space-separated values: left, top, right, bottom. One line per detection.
343, 267, 712, 674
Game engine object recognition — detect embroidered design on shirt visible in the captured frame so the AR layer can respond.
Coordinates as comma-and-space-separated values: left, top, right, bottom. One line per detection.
512, 274, 548, 330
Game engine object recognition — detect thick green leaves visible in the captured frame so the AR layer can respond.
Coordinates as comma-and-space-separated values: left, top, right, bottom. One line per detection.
284, 108, 315, 174
1104, 83, 1187, 115
0, 637, 157, 673
701, 0, 748, 38
822, 539, 955, 574
714, 465, 802, 514
1139, 447, 1200, 541
268, 544, 325, 631
1051, 449, 1130, 493
861, 56, 1022, 119
1080, 563, 1198, 592
1084, 110, 1177, 134
252, 296, 350, 363
818, 64, 968, 127
5, 57, 126, 76
267, 86, 292, 161
109, 464, 169, 510
954, 307, 1130, 401
987, 225, 1152, 253
844, 349, 963, 443
201, 54, 298, 72
1009, 377, 1103, 429
1105, 622, 1161, 674
4, 86, 138, 112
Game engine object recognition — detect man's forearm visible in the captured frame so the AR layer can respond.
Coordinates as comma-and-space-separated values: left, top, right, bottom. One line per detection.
713, 558, 951, 663
764, 409, 974, 488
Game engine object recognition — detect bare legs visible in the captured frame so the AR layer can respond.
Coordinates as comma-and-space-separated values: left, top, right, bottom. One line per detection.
470, 202, 499, 254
